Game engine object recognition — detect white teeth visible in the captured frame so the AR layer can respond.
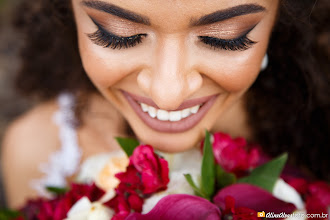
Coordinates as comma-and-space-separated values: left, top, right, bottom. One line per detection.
157, 109, 169, 121
181, 108, 191, 118
148, 106, 157, 118
190, 105, 200, 114
169, 111, 181, 122
139, 102, 201, 122
141, 103, 148, 112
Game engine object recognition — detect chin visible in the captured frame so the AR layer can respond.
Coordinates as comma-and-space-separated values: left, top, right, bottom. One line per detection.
134, 128, 204, 153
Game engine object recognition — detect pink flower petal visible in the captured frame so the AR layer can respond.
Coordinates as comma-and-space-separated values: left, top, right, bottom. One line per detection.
306, 181, 330, 218
126, 194, 221, 220
130, 145, 169, 194
203, 132, 261, 176
213, 183, 296, 214
233, 207, 259, 220
285, 178, 309, 195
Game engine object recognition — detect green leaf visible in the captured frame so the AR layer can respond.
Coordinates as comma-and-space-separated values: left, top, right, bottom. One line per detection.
215, 165, 236, 189
238, 153, 288, 192
200, 130, 215, 200
115, 137, 140, 157
46, 186, 69, 195
0, 209, 22, 219
184, 174, 204, 198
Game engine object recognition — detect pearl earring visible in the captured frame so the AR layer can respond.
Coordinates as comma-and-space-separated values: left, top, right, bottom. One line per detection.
261, 54, 268, 71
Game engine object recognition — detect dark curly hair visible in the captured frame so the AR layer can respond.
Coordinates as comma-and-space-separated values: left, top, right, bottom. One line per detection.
13, 0, 330, 180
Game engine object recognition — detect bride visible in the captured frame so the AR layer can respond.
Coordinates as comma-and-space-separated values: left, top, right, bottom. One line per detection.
1, 0, 329, 209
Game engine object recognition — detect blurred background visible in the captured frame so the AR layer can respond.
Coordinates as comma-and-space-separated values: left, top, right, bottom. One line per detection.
0, 0, 35, 208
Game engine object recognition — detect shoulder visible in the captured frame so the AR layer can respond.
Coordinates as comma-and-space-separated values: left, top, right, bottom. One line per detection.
1, 100, 60, 208
2, 100, 60, 156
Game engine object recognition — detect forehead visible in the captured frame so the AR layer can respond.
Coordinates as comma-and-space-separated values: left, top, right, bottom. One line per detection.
77, 0, 277, 28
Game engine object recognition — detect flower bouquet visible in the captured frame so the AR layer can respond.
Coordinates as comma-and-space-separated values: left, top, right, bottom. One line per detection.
1, 131, 329, 220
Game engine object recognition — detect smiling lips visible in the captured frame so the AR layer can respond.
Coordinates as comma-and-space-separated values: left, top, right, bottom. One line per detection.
122, 91, 218, 133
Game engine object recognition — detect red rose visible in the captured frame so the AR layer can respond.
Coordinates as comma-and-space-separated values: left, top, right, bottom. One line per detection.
130, 145, 169, 194
107, 194, 131, 220
305, 181, 330, 219
19, 183, 105, 219
106, 188, 144, 220
115, 165, 143, 191
107, 145, 170, 219
36, 197, 71, 220
233, 207, 260, 220
67, 183, 105, 202
205, 132, 260, 176
285, 177, 309, 195
222, 196, 260, 220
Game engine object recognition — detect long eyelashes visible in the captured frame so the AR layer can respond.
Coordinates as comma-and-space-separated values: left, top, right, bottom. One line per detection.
198, 35, 256, 51
88, 30, 146, 49
88, 21, 256, 51
87, 21, 146, 49
198, 27, 257, 51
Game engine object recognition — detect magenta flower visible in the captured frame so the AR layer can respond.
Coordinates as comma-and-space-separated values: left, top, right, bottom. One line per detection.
203, 132, 261, 176
115, 165, 143, 191
285, 177, 309, 195
107, 191, 144, 220
222, 196, 260, 220
284, 178, 330, 219
106, 145, 170, 220
19, 183, 105, 220
213, 183, 296, 214
127, 183, 298, 220
130, 145, 169, 194
305, 181, 330, 219
126, 194, 221, 220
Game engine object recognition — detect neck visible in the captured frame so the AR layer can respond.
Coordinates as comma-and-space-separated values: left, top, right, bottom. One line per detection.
81, 93, 128, 151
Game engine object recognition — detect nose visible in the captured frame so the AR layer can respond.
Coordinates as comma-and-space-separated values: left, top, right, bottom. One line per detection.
137, 36, 202, 110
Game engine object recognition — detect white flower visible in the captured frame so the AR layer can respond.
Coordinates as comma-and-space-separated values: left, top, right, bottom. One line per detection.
160, 148, 202, 172
142, 169, 200, 214
76, 151, 129, 191
65, 197, 114, 220
142, 193, 168, 214
273, 178, 305, 210
143, 148, 202, 214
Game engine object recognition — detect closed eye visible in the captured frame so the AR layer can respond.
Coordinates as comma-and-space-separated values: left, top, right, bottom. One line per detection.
87, 18, 147, 49
199, 27, 257, 51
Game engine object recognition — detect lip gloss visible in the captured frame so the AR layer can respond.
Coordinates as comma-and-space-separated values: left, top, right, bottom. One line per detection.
122, 91, 218, 133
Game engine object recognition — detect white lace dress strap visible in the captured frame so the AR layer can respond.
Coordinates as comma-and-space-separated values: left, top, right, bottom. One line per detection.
30, 92, 82, 198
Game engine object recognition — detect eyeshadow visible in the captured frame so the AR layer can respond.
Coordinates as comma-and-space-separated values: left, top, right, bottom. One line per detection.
193, 13, 263, 40
86, 10, 147, 37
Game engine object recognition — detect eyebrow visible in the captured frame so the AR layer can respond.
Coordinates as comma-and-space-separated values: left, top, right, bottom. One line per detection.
191, 4, 266, 26
81, 0, 151, 25
81, 1, 265, 27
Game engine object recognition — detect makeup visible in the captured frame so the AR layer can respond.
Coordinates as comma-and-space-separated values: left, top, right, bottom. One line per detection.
122, 91, 218, 133
73, 0, 280, 152
87, 19, 147, 49
83, 1, 264, 51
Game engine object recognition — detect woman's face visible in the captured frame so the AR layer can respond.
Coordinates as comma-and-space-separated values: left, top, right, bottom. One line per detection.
72, 0, 279, 152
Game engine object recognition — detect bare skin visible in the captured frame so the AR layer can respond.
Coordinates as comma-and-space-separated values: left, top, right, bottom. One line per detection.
1, 0, 279, 208
2, 95, 127, 208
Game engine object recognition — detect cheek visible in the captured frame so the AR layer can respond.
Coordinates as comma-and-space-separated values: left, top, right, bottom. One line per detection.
219, 55, 261, 92
78, 39, 126, 88
77, 30, 145, 89
199, 55, 260, 92
194, 11, 274, 93
197, 46, 265, 93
